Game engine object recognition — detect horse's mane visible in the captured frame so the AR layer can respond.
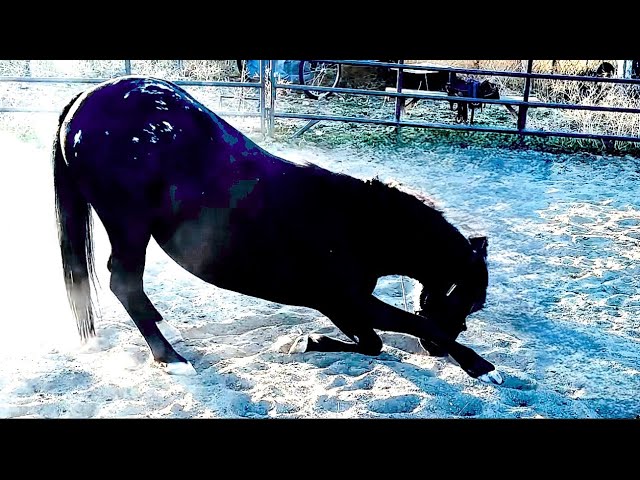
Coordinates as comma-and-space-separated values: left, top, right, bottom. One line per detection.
365, 177, 444, 213
292, 164, 464, 246
364, 176, 474, 255
374, 177, 443, 211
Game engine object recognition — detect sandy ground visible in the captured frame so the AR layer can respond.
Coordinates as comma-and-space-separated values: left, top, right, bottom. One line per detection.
0, 115, 639, 419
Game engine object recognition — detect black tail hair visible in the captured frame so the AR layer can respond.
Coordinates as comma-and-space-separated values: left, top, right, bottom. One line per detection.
51, 92, 98, 341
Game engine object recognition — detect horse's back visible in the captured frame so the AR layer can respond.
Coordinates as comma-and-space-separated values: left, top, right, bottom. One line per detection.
58, 76, 375, 305
60, 76, 288, 218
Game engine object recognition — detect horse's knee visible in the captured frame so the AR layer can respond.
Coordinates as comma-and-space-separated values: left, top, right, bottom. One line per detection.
357, 332, 383, 356
108, 267, 141, 299
109, 272, 131, 299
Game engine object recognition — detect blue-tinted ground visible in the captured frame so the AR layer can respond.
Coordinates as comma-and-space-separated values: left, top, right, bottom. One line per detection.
267, 142, 640, 418
1, 128, 638, 418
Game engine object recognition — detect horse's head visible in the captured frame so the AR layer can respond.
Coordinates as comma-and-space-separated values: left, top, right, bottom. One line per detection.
415, 236, 488, 356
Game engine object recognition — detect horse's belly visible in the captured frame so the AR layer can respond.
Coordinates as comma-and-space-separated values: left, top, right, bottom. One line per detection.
153, 207, 236, 277
153, 212, 335, 307
158, 247, 325, 308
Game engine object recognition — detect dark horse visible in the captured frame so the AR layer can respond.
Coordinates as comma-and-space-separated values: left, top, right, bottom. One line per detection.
52, 75, 502, 384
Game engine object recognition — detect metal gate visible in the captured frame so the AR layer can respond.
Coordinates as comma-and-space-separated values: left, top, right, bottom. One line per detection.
3, 60, 640, 146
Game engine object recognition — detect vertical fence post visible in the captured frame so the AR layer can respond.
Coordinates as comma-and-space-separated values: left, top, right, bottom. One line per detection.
270, 60, 277, 136
517, 60, 533, 131
394, 59, 405, 127
124, 60, 132, 75
259, 60, 267, 134
263, 60, 276, 137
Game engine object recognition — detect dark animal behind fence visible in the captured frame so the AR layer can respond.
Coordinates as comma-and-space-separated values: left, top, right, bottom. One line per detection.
395, 70, 451, 92
51, 75, 502, 383
555, 61, 618, 103
447, 77, 501, 124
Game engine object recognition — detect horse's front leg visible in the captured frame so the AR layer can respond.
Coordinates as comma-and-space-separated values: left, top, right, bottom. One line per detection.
364, 295, 502, 384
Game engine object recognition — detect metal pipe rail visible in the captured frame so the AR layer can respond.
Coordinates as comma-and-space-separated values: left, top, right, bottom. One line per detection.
0, 65, 264, 117
3, 60, 640, 145
279, 83, 640, 115
310, 60, 640, 85
276, 111, 640, 143
272, 60, 640, 142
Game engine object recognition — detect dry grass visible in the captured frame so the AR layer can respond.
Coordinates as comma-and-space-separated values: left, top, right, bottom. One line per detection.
2, 60, 640, 148
409, 60, 640, 139
0, 60, 240, 81
0, 60, 260, 147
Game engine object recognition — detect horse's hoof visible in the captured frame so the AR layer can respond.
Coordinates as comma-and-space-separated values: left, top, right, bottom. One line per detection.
157, 320, 184, 344
165, 361, 197, 376
288, 334, 309, 354
478, 370, 503, 385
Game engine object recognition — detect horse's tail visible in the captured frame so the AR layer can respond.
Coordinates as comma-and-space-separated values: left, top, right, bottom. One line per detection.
52, 92, 98, 341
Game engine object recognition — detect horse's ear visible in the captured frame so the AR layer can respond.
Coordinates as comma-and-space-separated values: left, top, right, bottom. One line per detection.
469, 236, 488, 257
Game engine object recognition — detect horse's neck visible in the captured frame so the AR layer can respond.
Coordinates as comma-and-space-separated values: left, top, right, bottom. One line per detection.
382, 191, 471, 283
419, 235, 472, 290
417, 223, 471, 282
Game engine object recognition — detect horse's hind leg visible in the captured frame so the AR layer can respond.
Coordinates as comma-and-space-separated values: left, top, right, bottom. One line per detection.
289, 328, 382, 356
107, 253, 183, 344
288, 301, 383, 356
104, 220, 195, 375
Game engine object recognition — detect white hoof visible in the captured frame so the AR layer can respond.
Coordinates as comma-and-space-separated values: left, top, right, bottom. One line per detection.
157, 320, 184, 344
165, 361, 197, 376
478, 370, 503, 385
288, 334, 309, 354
